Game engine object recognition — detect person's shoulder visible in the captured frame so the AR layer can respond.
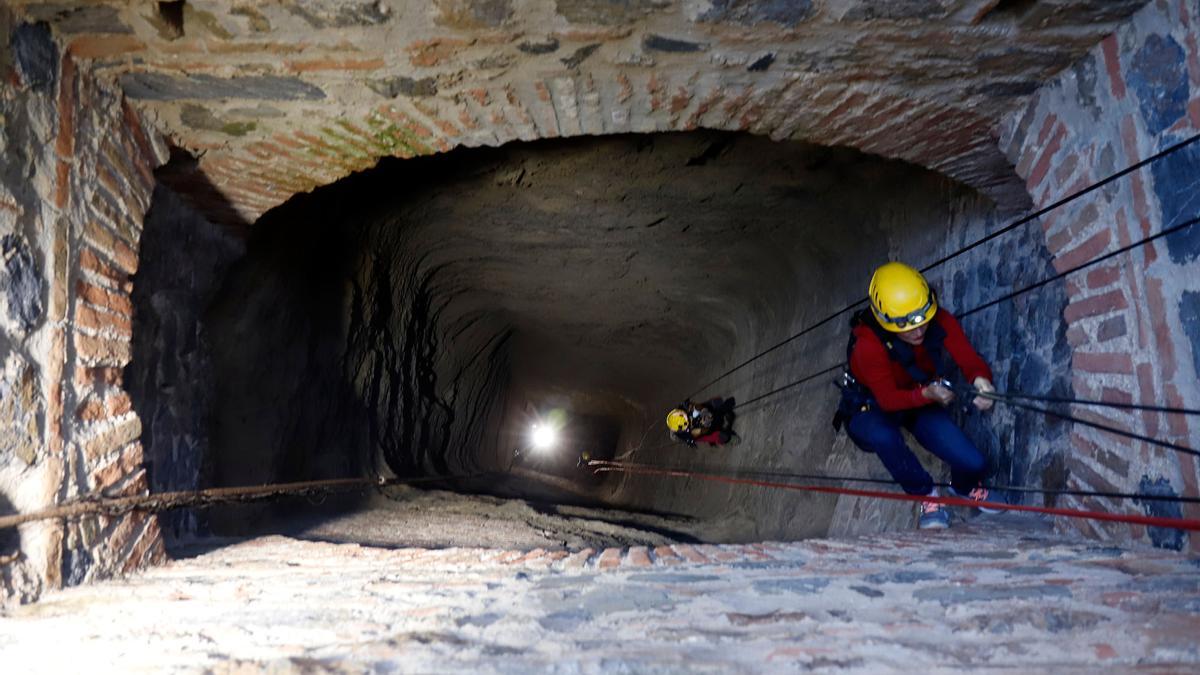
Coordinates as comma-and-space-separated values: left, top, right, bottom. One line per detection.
934, 307, 962, 329
851, 321, 884, 346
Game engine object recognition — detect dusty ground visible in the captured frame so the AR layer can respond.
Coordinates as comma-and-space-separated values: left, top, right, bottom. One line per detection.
259, 481, 706, 551
2, 513, 1197, 673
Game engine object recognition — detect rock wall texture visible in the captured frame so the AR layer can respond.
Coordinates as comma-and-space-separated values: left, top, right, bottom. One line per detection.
125, 185, 244, 541
7, 1, 1152, 226
998, 0, 1200, 551
0, 15, 169, 605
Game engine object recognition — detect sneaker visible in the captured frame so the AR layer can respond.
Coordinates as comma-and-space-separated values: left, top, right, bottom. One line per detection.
918, 498, 950, 530
949, 485, 1003, 514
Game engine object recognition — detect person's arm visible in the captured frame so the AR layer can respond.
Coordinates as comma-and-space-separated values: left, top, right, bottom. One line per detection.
938, 311, 995, 411
850, 328, 931, 412
938, 311, 992, 383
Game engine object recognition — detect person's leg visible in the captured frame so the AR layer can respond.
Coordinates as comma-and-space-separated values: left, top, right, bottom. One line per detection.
847, 410, 933, 496
905, 407, 986, 495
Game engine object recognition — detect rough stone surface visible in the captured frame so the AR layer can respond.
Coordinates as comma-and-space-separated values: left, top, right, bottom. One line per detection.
1, 516, 1197, 671
998, 0, 1200, 550
197, 131, 1032, 542
10, 22, 56, 93
10, 1, 1153, 224
125, 185, 244, 542
0, 235, 44, 334
117, 73, 326, 102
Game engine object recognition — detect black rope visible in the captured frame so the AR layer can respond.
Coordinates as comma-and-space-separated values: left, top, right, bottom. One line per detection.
686, 132, 1200, 400
730, 212, 1200, 412
991, 396, 1199, 457
977, 389, 1200, 416
736, 363, 845, 408
919, 133, 1200, 272
959, 214, 1200, 319
590, 461, 1200, 505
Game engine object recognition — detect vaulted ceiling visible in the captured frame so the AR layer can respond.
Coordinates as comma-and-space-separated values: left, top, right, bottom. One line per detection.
11, 0, 1148, 225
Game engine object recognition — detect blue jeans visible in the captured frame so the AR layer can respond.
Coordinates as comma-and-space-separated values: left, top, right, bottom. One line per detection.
846, 406, 985, 496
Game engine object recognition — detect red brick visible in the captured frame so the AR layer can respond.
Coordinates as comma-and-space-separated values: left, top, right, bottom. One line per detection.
121, 101, 163, 180
1074, 408, 1138, 444
106, 392, 133, 417
1120, 114, 1142, 171
1135, 361, 1161, 440
1035, 112, 1059, 147
82, 415, 141, 460
1063, 289, 1127, 323
625, 547, 652, 567
76, 280, 133, 316
89, 442, 144, 493
67, 35, 145, 59
1144, 278, 1177, 373
121, 515, 163, 575
597, 547, 622, 570
56, 55, 76, 158
1053, 228, 1111, 274
76, 395, 106, 422
671, 544, 710, 564
74, 366, 124, 389
1085, 264, 1122, 290
77, 302, 133, 337
1099, 387, 1133, 405
79, 247, 130, 288
1164, 385, 1192, 440
653, 545, 683, 565
286, 57, 385, 72
562, 547, 594, 569
1052, 150, 1080, 188
1027, 122, 1066, 190
76, 333, 133, 367
54, 159, 70, 209
83, 221, 139, 274
1016, 114, 1053, 178
1066, 453, 1124, 495
1101, 35, 1126, 100
1073, 352, 1134, 375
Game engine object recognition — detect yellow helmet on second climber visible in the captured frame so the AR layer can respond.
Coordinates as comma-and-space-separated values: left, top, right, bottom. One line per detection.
868, 261, 938, 333
666, 408, 690, 433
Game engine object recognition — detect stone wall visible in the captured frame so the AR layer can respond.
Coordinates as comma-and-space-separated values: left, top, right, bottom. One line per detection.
1, 17, 169, 604
125, 185, 244, 541
999, 0, 1200, 551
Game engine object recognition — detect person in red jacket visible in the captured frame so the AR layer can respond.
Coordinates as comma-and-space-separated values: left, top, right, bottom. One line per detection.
834, 262, 999, 529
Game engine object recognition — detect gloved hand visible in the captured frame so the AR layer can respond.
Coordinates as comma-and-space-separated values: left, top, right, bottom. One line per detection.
922, 381, 955, 407
972, 377, 996, 412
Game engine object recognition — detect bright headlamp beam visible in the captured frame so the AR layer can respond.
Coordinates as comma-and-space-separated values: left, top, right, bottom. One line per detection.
530, 424, 557, 450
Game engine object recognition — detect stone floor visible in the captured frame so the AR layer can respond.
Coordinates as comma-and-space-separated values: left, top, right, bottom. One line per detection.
1, 514, 1197, 673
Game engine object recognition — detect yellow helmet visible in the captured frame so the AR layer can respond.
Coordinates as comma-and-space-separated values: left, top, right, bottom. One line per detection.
868, 262, 938, 333
666, 408, 689, 433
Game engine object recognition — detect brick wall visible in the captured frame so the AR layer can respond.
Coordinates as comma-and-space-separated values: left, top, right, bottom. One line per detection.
1, 18, 169, 605
999, 0, 1200, 551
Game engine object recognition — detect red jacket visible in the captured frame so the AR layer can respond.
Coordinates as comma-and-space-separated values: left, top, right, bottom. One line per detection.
849, 310, 992, 412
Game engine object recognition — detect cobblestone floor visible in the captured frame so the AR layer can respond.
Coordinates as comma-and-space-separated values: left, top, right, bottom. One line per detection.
1, 514, 1197, 673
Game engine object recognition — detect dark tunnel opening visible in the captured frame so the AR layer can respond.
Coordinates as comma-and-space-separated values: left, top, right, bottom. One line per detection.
128, 130, 1069, 546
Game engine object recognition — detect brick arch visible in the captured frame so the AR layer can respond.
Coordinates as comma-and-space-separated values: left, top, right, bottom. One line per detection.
189, 71, 1031, 228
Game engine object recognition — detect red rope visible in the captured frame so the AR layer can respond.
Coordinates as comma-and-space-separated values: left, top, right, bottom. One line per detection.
593, 463, 1200, 531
